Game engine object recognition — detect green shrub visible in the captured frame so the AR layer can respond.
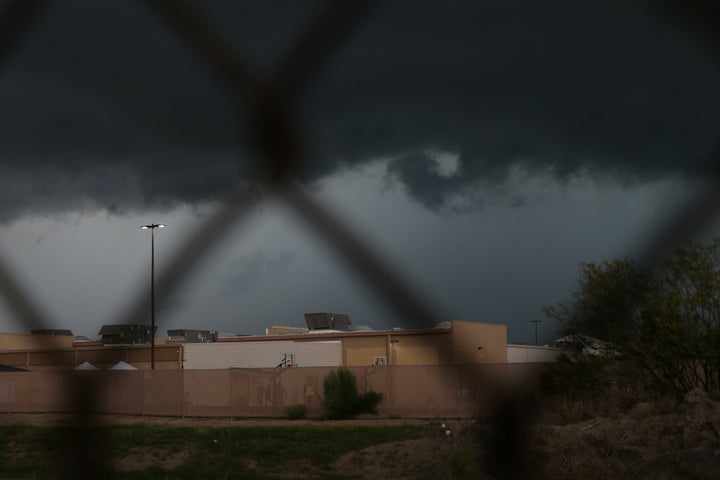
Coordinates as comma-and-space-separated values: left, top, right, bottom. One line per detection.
321, 368, 383, 419
286, 404, 306, 420
357, 390, 383, 415
322, 368, 359, 419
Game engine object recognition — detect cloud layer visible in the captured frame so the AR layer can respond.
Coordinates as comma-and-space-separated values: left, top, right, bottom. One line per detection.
0, 0, 717, 219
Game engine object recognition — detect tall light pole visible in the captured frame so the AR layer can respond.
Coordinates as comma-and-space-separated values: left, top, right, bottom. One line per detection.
531, 320, 542, 346
141, 223, 165, 369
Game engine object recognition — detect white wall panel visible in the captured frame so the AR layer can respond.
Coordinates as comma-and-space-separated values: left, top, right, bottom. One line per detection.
183, 341, 341, 369
506, 345, 562, 363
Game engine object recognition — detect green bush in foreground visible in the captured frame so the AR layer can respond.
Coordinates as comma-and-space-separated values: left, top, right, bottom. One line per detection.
356, 390, 383, 415
321, 368, 383, 419
286, 404, 306, 420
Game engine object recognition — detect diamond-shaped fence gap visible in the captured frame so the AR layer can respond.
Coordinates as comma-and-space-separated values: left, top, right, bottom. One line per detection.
279, 183, 444, 329
235, 188, 445, 330
0, 249, 51, 332
139, 199, 278, 333
112, 187, 267, 329
210, 191, 424, 330
0, 219, 117, 341
620, 150, 720, 271
635, 174, 720, 269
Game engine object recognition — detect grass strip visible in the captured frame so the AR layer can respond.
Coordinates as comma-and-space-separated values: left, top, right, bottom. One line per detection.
0, 423, 431, 479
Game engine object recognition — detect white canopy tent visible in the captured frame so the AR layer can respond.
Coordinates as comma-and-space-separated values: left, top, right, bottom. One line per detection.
73, 361, 100, 371
109, 361, 137, 371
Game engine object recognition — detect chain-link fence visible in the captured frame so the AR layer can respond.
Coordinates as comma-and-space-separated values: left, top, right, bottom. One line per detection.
0, 0, 718, 478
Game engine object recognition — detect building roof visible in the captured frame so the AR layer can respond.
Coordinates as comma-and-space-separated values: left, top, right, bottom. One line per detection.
218, 326, 453, 343
0, 364, 28, 372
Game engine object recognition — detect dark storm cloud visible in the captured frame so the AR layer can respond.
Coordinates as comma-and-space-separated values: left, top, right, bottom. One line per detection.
385, 152, 464, 210
305, 0, 720, 208
0, 0, 718, 218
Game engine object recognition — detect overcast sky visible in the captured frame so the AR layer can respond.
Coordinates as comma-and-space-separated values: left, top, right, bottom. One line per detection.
0, 0, 718, 343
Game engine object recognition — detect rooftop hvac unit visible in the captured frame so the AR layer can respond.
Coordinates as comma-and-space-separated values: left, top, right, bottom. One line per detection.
167, 329, 218, 343
98, 324, 156, 345
304, 312, 351, 331
31, 329, 73, 336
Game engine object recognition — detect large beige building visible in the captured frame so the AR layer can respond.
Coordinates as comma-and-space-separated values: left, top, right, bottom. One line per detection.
0, 320, 507, 371
0, 322, 561, 419
270, 319, 508, 367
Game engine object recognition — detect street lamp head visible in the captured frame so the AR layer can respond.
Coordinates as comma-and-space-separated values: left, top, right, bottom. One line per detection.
140, 223, 166, 230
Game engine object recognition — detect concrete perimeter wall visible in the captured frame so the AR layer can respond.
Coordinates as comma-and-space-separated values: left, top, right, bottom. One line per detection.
0, 364, 550, 418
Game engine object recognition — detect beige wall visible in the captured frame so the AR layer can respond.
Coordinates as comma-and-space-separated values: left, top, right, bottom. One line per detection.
389, 333, 453, 365
340, 333, 455, 366
341, 322, 504, 366
0, 333, 75, 351
0, 364, 548, 418
341, 336, 387, 366
0, 345, 182, 371
451, 320, 507, 364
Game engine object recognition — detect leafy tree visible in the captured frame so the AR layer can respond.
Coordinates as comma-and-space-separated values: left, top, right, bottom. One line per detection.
649, 240, 720, 391
544, 258, 649, 344
545, 239, 720, 394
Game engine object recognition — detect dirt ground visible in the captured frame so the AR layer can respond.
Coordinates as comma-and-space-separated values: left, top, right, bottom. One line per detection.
530, 388, 720, 479
2, 389, 719, 479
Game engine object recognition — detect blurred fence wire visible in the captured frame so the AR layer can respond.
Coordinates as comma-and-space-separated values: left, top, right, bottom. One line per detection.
0, 0, 718, 478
